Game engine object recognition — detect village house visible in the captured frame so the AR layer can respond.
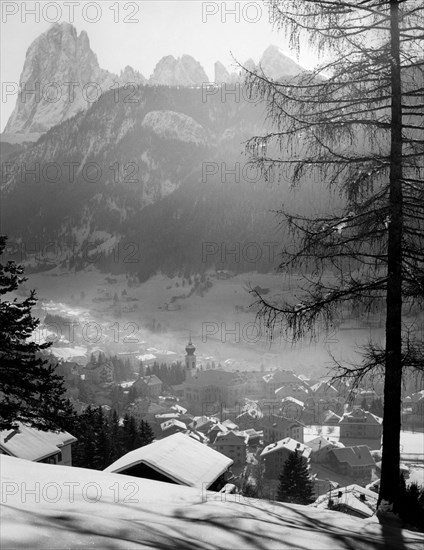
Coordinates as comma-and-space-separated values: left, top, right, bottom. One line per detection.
204, 421, 228, 444
326, 446, 375, 483
133, 374, 163, 398
309, 382, 342, 414
238, 428, 262, 446
104, 432, 233, 491
307, 436, 344, 463
339, 408, 383, 440
84, 360, 115, 385
213, 430, 248, 466
160, 419, 187, 437
0, 423, 77, 466
279, 396, 305, 421
275, 384, 310, 403
261, 415, 304, 445
311, 484, 378, 519
260, 437, 312, 479
262, 370, 305, 399
310, 381, 339, 398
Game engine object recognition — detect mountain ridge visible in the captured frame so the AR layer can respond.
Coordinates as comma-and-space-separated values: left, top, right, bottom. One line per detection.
4, 22, 305, 136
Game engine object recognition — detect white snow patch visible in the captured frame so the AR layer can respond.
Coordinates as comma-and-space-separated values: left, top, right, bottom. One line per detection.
1, 455, 423, 549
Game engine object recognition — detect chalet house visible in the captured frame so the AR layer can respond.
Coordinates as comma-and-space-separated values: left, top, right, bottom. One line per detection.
312, 484, 378, 519
339, 409, 382, 440
221, 419, 239, 431
0, 423, 77, 466
191, 416, 217, 434
213, 430, 248, 466
307, 436, 344, 463
261, 415, 304, 445
133, 375, 163, 398
279, 396, 305, 421
84, 360, 115, 385
326, 446, 375, 482
104, 432, 233, 491
262, 370, 304, 399
260, 437, 312, 479
238, 428, 262, 446
205, 422, 228, 444
186, 430, 209, 444
275, 384, 310, 403
160, 419, 187, 437
310, 382, 340, 411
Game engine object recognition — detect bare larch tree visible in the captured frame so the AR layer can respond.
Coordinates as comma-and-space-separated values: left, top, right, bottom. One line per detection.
245, 0, 423, 512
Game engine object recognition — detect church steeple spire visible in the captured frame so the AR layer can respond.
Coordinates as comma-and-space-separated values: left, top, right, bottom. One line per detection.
185, 333, 196, 378
185, 332, 196, 355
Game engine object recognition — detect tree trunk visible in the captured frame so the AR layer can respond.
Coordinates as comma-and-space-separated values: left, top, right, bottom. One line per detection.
379, 0, 403, 509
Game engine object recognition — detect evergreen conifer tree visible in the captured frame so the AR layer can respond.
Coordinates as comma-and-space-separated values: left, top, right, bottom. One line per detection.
277, 450, 314, 505
139, 419, 154, 446
0, 236, 69, 430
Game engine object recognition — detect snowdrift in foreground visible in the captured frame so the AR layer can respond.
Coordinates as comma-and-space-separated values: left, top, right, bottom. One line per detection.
1, 455, 423, 550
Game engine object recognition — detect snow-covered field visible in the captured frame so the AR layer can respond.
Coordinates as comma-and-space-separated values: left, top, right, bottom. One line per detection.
1, 455, 423, 549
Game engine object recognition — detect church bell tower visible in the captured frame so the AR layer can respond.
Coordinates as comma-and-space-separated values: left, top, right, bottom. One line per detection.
185, 335, 196, 379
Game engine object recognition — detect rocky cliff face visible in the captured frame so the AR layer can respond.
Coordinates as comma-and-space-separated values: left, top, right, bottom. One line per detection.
141, 110, 208, 145
258, 45, 303, 80
149, 54, 209, 86
2, 27, 315, 278
214, 61, 239, 84
5, 23, 145, 135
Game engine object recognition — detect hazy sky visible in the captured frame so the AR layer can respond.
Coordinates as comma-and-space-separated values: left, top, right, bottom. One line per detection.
0, 1, 320, 132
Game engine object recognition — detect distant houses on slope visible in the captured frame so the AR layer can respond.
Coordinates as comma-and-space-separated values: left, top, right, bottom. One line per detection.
0, 423, 77, 466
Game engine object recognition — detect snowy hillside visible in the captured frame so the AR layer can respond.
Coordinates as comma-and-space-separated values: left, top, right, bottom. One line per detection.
1, 455, 423, 549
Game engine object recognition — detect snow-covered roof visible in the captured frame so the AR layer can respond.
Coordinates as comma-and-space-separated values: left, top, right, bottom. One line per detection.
104, 432, 233, 488
329, 445, 375, 467
280, 396, 305, 407
49, 346, 88, 361
306, 436, 342, 453
0, 423, 77, 462
411, 390, 424, 402
136, 374, 162, 386
312, 484, 378, 518
323, 410, 342, 423
214, 430, 248, 445
261, 437, 312, 459
136, 353, 156, 361
340, 409, 382, 425
160, 419, 187, 432
5, 455, 423, 549
310, 381, 338, 394
222, 419, 239, 430
170, 404, 187, 414
275, 384, 309, 396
